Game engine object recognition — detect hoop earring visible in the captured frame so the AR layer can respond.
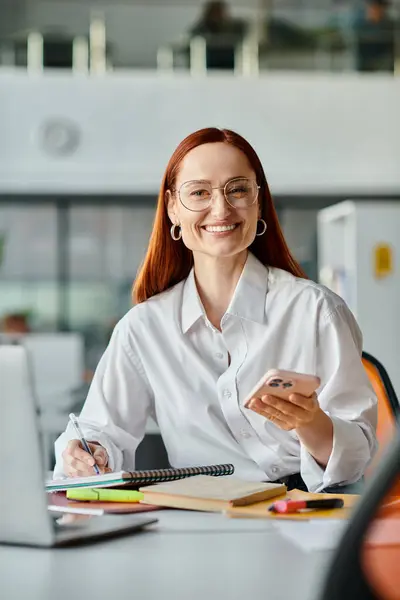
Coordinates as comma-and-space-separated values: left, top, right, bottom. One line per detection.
256, 219, 267, 236
170, 223, 182, 241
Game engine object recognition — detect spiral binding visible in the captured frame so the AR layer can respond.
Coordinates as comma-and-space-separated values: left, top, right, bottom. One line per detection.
125, 463, 234, 485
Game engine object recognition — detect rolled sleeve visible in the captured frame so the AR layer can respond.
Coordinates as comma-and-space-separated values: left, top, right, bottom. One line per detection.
53, 319, 154, 478
300, 303, 377, 493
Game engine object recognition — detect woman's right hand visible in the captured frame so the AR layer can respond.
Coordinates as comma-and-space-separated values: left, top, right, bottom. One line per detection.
62, 439, 110, 477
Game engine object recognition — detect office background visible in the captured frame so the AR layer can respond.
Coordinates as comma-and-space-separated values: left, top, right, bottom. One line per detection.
1, 0, 399, 466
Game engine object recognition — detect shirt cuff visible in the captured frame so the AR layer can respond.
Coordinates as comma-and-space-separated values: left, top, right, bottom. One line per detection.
87, 431, 123, 472
53, 426, 124, 478
300, 415, 372, 493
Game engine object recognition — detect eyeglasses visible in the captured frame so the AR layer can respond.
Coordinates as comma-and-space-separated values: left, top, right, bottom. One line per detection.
173, 177, 260, 212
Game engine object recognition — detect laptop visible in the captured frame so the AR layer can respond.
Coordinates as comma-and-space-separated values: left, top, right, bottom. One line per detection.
0, 344, 158, 547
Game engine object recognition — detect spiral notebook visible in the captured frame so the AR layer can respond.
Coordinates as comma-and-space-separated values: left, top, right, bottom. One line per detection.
46, 464, 235, 492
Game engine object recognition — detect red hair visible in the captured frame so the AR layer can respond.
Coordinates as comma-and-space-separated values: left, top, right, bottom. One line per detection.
133, 128, 306, 304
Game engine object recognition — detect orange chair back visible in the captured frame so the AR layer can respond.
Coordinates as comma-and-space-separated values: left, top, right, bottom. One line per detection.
363, 358, 396, 444
362, 353, 400, 481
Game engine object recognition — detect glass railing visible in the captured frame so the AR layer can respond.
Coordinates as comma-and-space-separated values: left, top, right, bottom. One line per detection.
0, 1, 399, 75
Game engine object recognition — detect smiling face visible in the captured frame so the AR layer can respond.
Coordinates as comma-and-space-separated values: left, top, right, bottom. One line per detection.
167, 142, 260, 262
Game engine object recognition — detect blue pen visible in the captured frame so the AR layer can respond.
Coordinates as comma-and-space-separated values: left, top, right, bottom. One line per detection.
68, 413, 101, 475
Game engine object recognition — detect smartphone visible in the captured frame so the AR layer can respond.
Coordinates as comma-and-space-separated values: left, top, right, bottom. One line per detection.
244, 369, 321, 407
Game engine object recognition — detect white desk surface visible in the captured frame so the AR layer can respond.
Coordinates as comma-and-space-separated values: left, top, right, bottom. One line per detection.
0, 509, 335, 600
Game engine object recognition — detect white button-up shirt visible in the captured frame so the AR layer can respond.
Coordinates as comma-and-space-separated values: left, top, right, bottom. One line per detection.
54, 253, 377, 492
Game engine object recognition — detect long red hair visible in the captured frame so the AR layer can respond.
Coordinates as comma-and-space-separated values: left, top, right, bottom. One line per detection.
133, 128, 306, 304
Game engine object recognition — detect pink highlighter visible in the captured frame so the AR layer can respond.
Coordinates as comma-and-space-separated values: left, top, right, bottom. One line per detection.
269, 498, 344, 514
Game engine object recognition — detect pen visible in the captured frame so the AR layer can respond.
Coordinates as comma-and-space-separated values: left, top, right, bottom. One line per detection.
68, 413, 100, 475
268, 498, 344, 514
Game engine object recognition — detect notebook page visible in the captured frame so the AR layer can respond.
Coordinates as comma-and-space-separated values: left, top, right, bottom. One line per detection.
45, 471, 127, 491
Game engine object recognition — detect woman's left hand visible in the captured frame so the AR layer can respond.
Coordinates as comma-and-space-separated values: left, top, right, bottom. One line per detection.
246, 393, 320, 431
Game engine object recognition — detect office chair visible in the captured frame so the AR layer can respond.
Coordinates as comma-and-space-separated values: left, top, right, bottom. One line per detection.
318, 432, 400, 600
362, 351, 400, 425
362, 352, 400, 481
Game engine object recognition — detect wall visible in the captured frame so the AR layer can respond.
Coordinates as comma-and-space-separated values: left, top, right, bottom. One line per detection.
0, 203, 156, 328
0, 71, 399, 196
0, 0, 26, 37
281, 209, 318, 278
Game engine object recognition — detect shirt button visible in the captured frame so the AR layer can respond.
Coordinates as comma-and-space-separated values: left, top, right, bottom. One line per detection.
271, 466, 279, 474
215, 352, 223, 359
240, 429, 251, 439
223, 389, 232, 398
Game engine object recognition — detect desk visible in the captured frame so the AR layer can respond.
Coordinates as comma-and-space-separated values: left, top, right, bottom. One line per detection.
0, 510, 333, 600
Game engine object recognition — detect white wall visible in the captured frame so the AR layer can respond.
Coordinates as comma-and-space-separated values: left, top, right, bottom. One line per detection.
0, 71, 399, 196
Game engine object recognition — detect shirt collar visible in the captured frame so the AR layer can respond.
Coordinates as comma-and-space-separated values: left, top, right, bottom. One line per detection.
225, 252, 269, 324
181, 269, 204, 334
181, 252, 269, 334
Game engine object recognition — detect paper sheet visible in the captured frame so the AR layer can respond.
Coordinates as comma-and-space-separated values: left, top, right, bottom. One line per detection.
48, 505, 104, 516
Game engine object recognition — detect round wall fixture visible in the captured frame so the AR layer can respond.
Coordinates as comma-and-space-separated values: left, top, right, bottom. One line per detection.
37, 118, 81, 157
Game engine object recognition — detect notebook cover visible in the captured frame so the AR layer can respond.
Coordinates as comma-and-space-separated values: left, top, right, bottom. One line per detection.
226, 488, 360, 520
46, 463, 235, 492
139, 475, 287, 512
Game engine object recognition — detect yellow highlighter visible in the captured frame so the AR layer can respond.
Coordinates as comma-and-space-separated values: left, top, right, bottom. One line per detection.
66, 488, 144, 503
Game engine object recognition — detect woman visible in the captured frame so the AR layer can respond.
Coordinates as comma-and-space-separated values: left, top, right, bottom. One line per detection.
55, 128, 377, 493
